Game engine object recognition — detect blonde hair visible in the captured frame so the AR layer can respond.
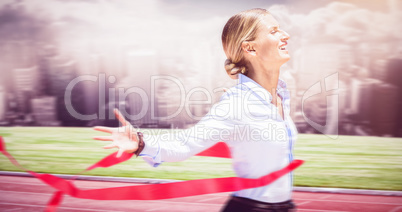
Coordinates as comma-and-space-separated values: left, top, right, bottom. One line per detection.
221, 8, 269, 79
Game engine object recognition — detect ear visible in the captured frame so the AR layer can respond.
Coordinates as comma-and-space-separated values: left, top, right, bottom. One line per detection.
241, 41, 256, 56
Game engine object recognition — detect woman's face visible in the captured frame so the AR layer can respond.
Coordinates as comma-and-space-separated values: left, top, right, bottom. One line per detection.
252, 14, 290, 67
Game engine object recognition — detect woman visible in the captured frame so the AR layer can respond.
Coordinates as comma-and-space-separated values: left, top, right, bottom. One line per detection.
93, 8, 297, 212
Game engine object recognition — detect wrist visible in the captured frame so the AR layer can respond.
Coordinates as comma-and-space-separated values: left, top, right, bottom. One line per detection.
133, 132, 145, 157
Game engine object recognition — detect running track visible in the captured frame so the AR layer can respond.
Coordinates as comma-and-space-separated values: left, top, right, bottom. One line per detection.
0, 176, 401, 212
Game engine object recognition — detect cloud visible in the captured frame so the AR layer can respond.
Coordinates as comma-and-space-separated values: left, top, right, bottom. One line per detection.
0, 0, 399, 60
287, 1, 401, 44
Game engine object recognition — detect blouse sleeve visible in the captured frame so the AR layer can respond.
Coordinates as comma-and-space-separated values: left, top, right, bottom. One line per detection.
139, 92, 238, 167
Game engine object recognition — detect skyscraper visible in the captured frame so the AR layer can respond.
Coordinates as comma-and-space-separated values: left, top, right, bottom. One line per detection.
124, 49, 158, 127
47, 58, 85, 125
31, 96, 60, 126
13, 66, 39, 113
0, 86, 5, 121
385, 58, 402, 137
371, 83, 398, 136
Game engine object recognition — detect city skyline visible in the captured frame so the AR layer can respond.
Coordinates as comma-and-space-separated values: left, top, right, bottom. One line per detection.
0, 0, 401, 137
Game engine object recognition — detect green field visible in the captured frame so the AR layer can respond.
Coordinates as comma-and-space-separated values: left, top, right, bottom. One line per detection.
0, 127, 401, 191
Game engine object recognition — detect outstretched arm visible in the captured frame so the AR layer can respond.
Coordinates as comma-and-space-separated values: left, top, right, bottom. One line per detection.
138, 97, 238, 167
93, 92, 238, 166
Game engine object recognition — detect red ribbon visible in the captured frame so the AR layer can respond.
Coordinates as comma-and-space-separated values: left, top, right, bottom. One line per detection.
86, 151, 134, 171
87, 141, 232, 171
196, 142, 231, 158
45, 191, 63, 212
0, 136, 303, 211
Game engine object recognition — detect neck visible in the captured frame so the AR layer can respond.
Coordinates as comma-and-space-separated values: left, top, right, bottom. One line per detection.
246, 63, 281, 104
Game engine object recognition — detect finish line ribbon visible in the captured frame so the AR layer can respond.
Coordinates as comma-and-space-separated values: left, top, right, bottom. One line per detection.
0, 136, 304, 211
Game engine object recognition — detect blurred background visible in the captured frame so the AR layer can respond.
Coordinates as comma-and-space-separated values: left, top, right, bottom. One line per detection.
0, 0, 401, 137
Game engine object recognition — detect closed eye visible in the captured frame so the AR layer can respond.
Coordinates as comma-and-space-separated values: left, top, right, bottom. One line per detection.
270, 26, 280, 34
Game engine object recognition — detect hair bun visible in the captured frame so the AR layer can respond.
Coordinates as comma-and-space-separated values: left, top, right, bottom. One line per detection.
224, 59, 247, 79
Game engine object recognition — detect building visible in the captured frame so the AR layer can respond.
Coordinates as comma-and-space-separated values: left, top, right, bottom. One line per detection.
13, 66, 40, 113
370, 83, 398, 136
31, 96, 60, 126
350, 78, 380, 123
124, 49, 158, 127
46, 58, 86, 125
0, 41, 38, 93
0, 86, 5, 121
386, 58, 402, 136
296, 43, 355, 136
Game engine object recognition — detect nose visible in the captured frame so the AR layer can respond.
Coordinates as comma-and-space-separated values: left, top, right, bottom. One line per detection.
281, 30, 290, 41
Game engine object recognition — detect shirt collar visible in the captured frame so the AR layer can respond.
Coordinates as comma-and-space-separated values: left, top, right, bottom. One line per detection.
238, 73, 288, 103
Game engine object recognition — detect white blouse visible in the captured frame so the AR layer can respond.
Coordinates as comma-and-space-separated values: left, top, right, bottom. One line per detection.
140, 73, 298, 203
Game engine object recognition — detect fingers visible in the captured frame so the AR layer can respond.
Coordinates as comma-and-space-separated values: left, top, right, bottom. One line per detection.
103, 143, 117, 149
102, 143, 124, 158
116, 148, 124, 158
93, 126, 116, 133
114, 108, 128, 126
93, 136, 113, 141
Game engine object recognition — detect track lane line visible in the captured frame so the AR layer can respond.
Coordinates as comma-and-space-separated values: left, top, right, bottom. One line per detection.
0, 190, 51, 196
297, 201, 311, 206
146, 206, 167, 211
3, 209, 23, 212
296, 198, 402, 205
319, 194, 334, 199
297, 209, 349, 212
0, 190, 223, 207
196, 196, 222, 202
389, 206, 402, 212
0, 181, 123, 189
0, 202, 124, 212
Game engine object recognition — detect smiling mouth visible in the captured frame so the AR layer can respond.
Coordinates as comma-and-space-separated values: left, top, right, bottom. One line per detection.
279, 42, 288, 51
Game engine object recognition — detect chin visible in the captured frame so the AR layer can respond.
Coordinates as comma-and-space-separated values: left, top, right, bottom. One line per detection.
280, 55, 291, 64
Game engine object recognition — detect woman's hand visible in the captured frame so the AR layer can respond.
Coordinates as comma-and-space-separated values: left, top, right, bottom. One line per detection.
93, 109, 139, 157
